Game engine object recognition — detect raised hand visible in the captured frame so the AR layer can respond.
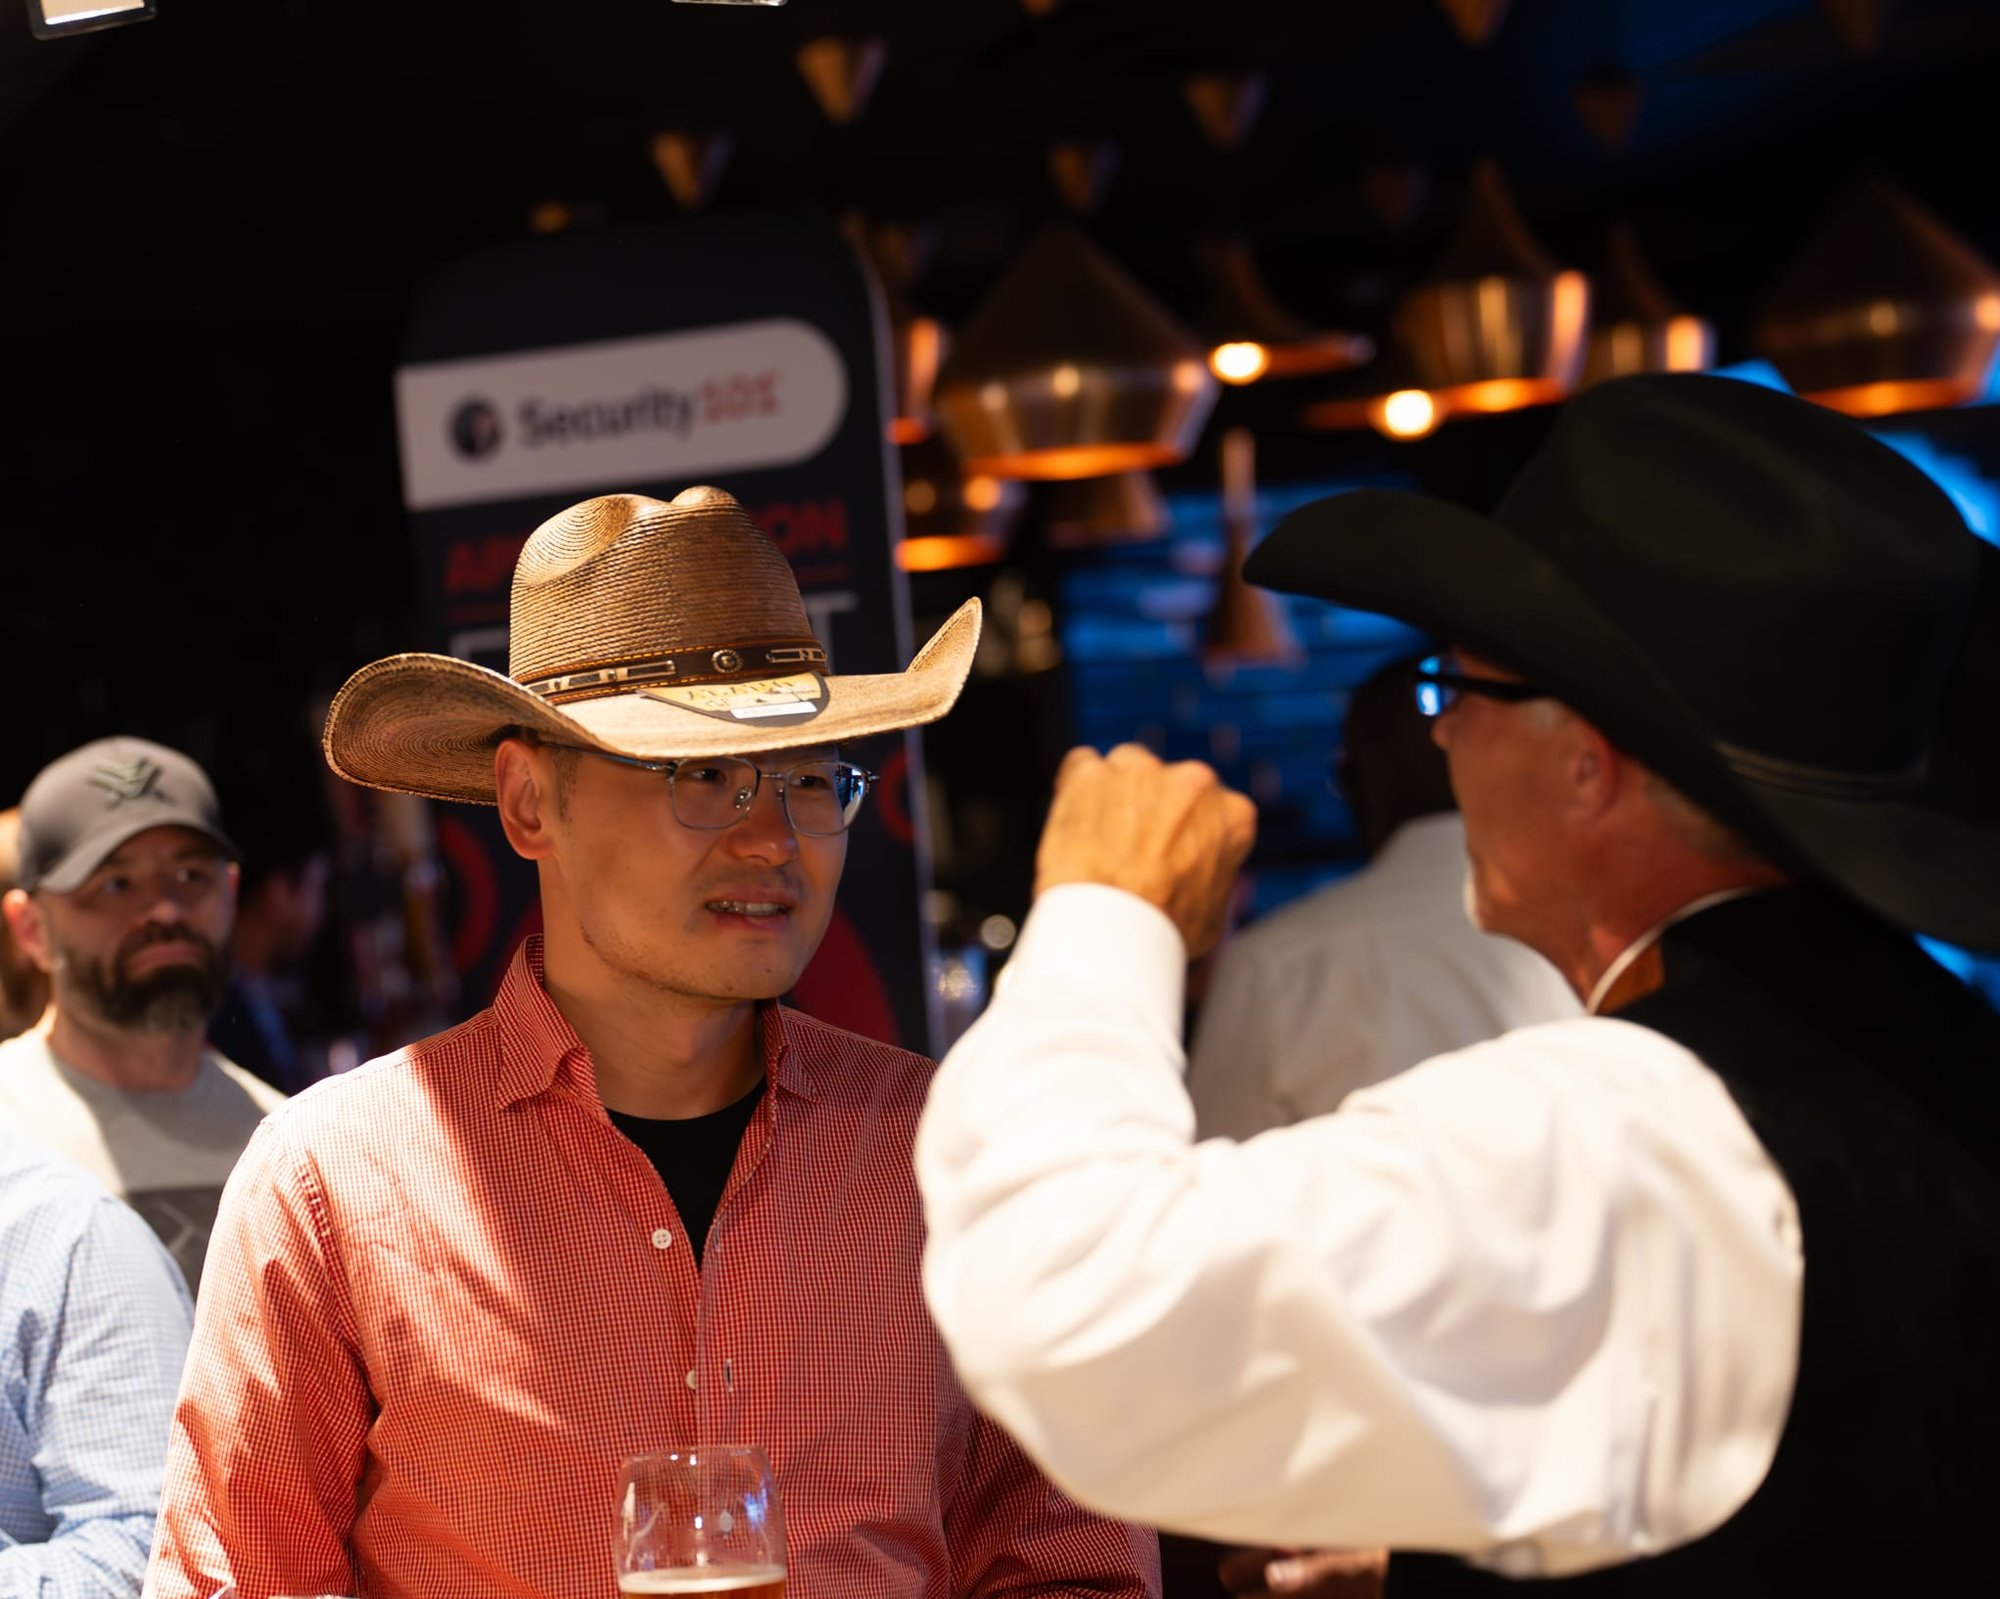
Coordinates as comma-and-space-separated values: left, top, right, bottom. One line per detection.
1033, 743, 1257, 960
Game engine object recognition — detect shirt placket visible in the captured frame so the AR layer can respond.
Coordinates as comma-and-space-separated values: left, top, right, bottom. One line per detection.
694, 1075, 778, 1447
560, 1056, 707, 1441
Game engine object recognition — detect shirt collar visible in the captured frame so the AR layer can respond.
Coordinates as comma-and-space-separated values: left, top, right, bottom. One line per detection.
760, 1003, 820, 1105
1585, 887, 1768, 1016
493, 936, 591, 1108
492, 935, 820, 1109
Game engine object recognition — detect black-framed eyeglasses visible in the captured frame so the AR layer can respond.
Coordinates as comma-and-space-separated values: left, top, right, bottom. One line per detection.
542, 744, 877, 835
1412, 654, 1551, 719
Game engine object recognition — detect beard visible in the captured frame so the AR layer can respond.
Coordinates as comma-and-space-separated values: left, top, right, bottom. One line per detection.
57, 924, 230, 1034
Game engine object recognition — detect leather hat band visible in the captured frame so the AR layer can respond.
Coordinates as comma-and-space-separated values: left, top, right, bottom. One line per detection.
521, 640, 829, 704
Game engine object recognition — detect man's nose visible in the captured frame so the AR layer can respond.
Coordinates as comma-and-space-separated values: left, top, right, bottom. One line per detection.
724, 776, 801, 863
138, 892, 189, 928
139, 870, 205, 920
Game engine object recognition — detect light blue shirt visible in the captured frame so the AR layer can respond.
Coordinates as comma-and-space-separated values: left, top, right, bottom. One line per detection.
1, 1129, 193, 1598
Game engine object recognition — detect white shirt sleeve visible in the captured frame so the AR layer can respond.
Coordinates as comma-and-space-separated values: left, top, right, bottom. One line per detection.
915, 884, 1803, 1578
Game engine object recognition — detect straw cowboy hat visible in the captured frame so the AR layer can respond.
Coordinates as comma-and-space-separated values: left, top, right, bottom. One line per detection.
1246, 372, 2000, 953
325, 486, 981, 805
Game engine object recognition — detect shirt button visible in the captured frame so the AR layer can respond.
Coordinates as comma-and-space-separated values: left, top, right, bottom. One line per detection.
685, 1368, 698, 1390
651, 1227, 674, 1250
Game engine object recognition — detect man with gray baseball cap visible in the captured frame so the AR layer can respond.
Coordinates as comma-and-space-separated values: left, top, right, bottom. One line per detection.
0, 736, 283, 1291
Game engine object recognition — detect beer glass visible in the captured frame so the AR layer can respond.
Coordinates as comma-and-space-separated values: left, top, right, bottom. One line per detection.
616, 1446, 786, 1599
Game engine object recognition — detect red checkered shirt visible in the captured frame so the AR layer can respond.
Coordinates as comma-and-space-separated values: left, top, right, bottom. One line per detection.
145, 939, 1159, 1599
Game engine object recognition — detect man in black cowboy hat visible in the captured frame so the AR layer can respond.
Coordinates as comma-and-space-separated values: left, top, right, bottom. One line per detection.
147, 489, 1158, 1599
915, 374, 2000, 1591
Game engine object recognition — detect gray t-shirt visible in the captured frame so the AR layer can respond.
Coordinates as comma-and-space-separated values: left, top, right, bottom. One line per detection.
0, 1031, 284, 1292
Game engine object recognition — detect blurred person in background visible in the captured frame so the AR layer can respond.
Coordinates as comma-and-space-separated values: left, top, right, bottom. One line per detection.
0, 809, 51, 1038
1, 1125, 191, 1596
207, 764, 338, 1096
1186, 651, 1577, 1141
0, 738, 283, 1293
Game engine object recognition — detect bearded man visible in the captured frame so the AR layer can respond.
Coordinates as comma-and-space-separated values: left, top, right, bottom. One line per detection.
0, 737, 282, 1291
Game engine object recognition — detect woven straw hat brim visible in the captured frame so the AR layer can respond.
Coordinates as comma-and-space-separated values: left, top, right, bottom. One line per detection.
325, 598, 981, 805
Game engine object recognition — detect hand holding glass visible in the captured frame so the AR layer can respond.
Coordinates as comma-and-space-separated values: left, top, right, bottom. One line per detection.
617, 1447, 786, 1599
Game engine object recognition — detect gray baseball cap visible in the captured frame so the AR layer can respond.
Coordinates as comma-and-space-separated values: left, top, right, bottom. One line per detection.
15, 737, 241, 894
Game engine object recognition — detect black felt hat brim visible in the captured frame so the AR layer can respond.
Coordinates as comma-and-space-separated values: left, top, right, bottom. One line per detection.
1245, 487, 2000, 954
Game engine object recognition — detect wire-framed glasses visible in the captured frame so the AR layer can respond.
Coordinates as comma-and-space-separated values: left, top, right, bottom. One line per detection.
546, 745, 876, 835
1412, 654, 1552, 719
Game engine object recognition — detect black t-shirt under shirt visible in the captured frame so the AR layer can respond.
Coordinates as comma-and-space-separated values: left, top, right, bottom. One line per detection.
609, 1079, 766, 1268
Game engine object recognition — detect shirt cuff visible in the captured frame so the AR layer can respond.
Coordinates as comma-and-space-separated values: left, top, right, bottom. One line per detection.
999, 883, 1188, 1035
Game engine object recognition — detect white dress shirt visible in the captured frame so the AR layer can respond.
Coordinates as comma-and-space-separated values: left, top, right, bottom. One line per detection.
1187, 814, 1580, 1139
915, 884, 1804, 1579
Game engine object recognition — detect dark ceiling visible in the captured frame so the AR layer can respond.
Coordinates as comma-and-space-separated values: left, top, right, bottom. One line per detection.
3, 0, 1999, 791
6, 0, 2000, 334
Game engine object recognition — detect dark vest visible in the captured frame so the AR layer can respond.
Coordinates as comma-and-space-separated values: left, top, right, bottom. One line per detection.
1390, 887, 2000, 1595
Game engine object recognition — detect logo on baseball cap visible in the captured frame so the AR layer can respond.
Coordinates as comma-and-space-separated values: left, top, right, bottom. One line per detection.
15, 737, 241, 894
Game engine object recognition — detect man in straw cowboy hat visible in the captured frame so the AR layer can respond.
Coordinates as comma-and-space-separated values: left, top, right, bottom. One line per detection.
146, 488, 1159, 1599
914, 374, 2000, 1593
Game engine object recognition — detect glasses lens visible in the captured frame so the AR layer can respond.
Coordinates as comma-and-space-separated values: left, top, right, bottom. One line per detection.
1414, 655, 1450, 718
782, 762, 869, 835
670, 757, 759, 829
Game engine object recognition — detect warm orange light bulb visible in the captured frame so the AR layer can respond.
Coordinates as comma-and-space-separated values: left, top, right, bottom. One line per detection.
962, 475, 1004, 512
1209, 342, 1271, 384
1373, 389, 1438, 439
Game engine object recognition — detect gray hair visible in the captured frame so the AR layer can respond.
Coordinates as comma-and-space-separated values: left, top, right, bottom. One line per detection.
1644, 771, 1763, 863
1524, 700, 1761, 863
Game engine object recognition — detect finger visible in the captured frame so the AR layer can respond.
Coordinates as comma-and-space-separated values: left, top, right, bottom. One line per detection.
1265, 1550, 1386, 1591
1216, 1547, 1288, 1594
1052, 744, 1105, 790
1103, 741, 1167, 773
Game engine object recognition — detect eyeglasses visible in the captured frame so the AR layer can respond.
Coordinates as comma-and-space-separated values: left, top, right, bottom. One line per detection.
543, 745, 877, 835
1412, 654, 1551, 719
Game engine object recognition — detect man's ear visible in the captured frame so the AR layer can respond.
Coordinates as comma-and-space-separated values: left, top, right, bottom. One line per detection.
495, 739, 559, 861
3, 888, 53, 975
1566, 718, 1623, 822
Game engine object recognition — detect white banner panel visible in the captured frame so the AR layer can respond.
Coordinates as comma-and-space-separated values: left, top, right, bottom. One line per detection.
396, 318, 848, 511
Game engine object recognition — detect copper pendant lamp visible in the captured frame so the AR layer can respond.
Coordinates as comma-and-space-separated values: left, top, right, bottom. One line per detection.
932, 224, 1218, 481
1195, 235, 1375, 386
846, 215, 949, 446
1204, 428, 1301, 668
1438, 0, 1511, 47
1041, 471, 1171, 549
1297, 342, 1447, 440
1183, 71, 1267, 151
650, 132, 732, 211
795, 37, 888, 125
1393, 160, 1591, 416
1581, 222, 1714, 386
1754, 176, 2000, 418
895, 438, 1025, 573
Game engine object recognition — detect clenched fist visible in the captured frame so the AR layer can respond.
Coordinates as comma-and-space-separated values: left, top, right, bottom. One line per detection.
1033, 743, 1258, 960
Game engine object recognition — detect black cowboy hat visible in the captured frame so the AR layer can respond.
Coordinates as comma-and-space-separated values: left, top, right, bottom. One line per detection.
1245, 372, 2000, 952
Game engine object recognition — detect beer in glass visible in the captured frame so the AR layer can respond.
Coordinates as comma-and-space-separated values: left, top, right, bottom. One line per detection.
616, 1446, 786, 1599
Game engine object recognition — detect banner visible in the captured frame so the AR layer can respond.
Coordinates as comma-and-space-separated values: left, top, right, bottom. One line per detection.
395, 209, 937, 1052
